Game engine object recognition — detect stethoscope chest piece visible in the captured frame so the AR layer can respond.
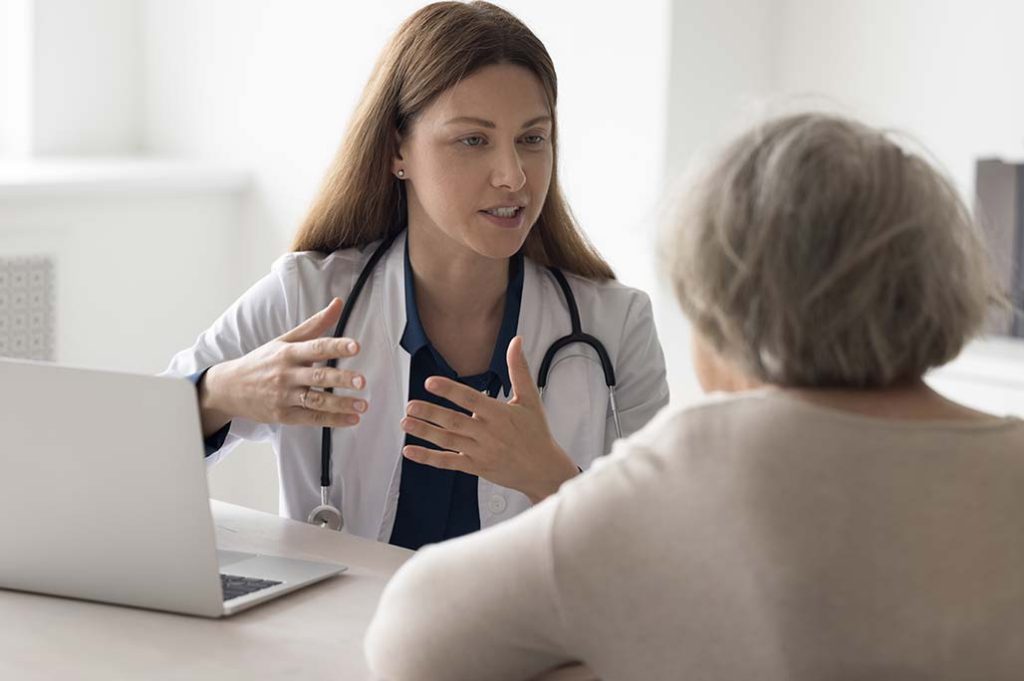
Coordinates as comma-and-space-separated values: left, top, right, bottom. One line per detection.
308, 485, 343, 530
308, 503, 343, 531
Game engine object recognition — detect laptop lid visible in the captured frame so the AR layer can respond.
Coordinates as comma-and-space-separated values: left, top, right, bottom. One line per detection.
0, 359, 224, 617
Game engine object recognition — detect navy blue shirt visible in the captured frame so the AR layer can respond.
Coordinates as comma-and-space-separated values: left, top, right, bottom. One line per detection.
389, 241, 523, 550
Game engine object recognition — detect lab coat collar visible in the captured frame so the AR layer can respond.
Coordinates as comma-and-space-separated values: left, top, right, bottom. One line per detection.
378, 229, 409, 351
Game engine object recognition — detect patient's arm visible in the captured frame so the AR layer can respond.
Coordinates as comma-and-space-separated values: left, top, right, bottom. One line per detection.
364, 495, 576, 681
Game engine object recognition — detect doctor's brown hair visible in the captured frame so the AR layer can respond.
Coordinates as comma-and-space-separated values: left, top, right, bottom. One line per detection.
291, 1, 615, 280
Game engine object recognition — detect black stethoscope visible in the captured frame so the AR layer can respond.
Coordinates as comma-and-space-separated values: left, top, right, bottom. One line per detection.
307, 230, 622, 530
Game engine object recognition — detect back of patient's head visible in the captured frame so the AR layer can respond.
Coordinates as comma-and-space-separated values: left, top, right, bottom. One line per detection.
668, 112, 998, 388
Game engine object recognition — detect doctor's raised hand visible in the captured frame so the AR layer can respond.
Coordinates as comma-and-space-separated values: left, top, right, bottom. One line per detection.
196, 298, 368, 438
401, 336, 578, 504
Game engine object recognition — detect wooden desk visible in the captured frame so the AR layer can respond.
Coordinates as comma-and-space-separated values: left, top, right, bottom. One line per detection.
0, 501, 596, 681
0, 501, 411, 680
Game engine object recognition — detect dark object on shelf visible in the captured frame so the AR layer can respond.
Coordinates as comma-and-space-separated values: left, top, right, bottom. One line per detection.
975, 159, 1024, 337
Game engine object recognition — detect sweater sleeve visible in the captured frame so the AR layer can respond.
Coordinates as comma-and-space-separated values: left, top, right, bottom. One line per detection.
364, 493, 576, 681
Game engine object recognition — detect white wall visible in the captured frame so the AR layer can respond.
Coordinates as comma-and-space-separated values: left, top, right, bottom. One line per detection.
32, 0, 143, 155
773, 0, 1024, 198
0, 184, 245, 372
661, 0, 778, 403
0, 0, 144, 157
0, 0, 32, 156
666, 0, 777, 180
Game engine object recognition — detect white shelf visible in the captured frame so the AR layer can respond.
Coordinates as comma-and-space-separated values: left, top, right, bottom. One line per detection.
933, 336, 1024, 388
0, 158, 250, 198
928, 336, 1024, 417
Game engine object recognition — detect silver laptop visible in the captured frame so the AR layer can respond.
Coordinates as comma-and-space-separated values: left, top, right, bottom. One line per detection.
0, 358, 346, 617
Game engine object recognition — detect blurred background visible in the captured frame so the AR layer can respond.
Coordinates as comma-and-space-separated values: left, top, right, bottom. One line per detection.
2, 0, 1023, 513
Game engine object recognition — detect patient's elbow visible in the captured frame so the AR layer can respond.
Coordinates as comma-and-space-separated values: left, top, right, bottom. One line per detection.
364, 556, 449, 680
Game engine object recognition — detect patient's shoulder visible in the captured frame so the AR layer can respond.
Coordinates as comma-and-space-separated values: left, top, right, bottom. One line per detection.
621, 388, 780, 452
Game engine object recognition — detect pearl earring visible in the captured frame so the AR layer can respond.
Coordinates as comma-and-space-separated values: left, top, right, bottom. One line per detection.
396, 169, 406, 179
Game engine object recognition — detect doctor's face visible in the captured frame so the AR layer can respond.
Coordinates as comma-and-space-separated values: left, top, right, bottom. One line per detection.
395, 63, 554, 260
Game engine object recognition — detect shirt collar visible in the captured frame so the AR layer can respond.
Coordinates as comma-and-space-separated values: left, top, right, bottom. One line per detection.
401, 236, 524, 397
400, 237, 431, 357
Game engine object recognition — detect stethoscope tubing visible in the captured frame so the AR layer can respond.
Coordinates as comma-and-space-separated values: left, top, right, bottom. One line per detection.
309, 230, 621, 529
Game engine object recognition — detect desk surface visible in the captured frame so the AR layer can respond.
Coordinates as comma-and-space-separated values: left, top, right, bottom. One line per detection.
0, 500, 413, 681
1, 500, 596, 681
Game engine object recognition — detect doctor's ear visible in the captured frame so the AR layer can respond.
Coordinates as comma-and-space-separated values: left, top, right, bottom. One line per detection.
392, 131, 407, 179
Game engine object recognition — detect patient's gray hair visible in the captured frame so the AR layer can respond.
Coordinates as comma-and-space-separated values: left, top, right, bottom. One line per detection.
666, 112, 999, 388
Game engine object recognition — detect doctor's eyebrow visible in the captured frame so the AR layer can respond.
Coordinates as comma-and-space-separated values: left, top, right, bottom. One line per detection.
443, 115, 552, 129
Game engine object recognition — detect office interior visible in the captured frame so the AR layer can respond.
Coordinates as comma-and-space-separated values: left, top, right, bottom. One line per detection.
1, 0, 1022, 514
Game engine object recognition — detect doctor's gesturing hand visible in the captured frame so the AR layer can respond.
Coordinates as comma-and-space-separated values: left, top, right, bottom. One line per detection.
400, 336, 580, 505
198, 298, 368, 437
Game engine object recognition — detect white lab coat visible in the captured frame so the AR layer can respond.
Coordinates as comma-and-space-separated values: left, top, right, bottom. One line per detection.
163, 231, 669, 541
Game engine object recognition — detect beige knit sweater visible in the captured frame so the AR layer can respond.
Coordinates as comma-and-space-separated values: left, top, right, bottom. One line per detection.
366, 390, 1024, 680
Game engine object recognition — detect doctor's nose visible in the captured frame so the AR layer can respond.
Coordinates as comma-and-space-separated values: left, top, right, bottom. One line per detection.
490, 145, 527, 192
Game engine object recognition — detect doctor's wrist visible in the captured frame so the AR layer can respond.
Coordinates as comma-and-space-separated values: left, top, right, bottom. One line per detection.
198, 363, 235, 438
524, 445, 580, 505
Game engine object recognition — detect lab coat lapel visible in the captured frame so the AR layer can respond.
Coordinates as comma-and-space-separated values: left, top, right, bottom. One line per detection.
372, 230, 412, 541
377, 230, 407, 350
516, 259, 599, 462
519, 259, 563, 385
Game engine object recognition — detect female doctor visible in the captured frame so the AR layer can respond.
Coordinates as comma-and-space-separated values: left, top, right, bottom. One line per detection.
164, 1, 669, 549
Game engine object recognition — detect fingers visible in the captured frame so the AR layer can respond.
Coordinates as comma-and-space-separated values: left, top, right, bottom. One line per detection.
402, 445, 474, 474
405, 400, 482, 438
295, 366, 366, 391
278, 387, 367, 428
282, 406, 362, 429
424, 377, 490, 415
280, 298, 344, 342
290, 336, 361, 364
293, 388, 368, 416
401, 415, 475, 452
506, 336, 540, 407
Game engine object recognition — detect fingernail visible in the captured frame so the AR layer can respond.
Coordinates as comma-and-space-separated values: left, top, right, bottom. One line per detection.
353, 376, 365, 389
407, 403, 420, 417
347, 341, 358, 353
346, 415, 359, 425
354, 400, 367, 413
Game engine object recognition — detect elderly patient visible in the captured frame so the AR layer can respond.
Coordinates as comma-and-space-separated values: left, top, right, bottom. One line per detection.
364, 113, 1024, 680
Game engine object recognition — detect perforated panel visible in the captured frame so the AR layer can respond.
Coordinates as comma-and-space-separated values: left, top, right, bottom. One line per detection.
0, 256, 56, 361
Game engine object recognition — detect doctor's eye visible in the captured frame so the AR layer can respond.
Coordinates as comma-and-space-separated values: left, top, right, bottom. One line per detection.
520, 134, 547, 146
459, 135, 487, 147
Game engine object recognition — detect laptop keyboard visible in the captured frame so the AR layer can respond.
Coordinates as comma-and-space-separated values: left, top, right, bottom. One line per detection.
220, 573, 282, 601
